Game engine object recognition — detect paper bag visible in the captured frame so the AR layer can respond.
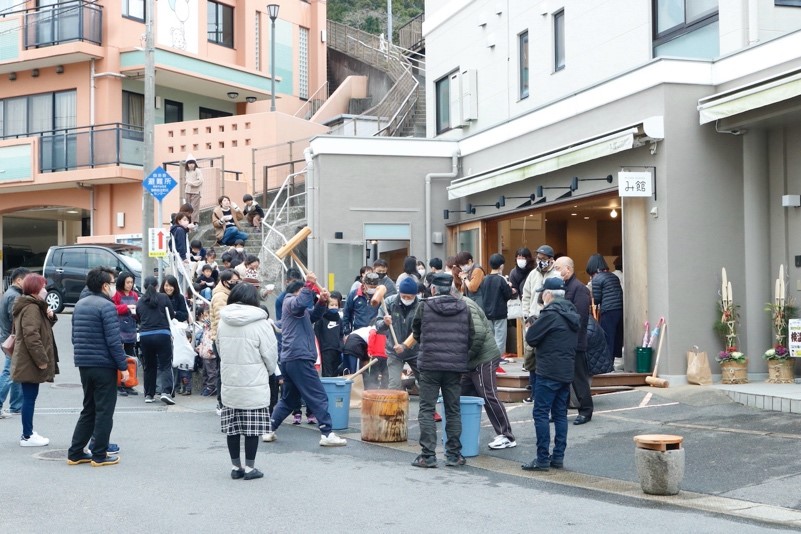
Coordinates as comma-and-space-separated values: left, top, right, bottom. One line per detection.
686, 347, 712, 385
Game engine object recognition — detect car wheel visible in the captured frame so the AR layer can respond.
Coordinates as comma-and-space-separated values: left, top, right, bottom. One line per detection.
45, 290, 64, 313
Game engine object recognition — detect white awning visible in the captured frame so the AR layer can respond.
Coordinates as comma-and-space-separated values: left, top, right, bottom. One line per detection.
448, 128, 640, 200
698, 70, 801, 125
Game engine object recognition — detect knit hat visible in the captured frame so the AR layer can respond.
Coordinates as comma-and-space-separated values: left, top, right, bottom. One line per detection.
398, 277, 418, 295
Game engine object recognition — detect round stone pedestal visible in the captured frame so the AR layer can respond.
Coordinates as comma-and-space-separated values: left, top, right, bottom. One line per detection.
634, 447, 685, 495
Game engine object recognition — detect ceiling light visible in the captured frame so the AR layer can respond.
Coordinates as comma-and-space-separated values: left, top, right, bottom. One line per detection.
245, 96, 256, 103
584, 216, 590, 220
610, 209, 618, 218
227, 91, 239, 99
571, 213, 577, 216
65, 209, 79, 214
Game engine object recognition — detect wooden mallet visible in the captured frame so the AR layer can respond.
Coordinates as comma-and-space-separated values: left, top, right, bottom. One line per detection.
645, 322, 669, 388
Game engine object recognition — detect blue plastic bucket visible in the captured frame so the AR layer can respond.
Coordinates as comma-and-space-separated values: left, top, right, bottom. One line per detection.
319, 378, 353, 430
437, 396, 485, 457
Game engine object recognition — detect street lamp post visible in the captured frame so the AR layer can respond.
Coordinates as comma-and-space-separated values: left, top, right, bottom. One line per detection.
268, 4, 279, 112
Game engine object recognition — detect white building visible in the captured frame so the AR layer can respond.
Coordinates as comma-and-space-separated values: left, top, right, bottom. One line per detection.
307, 0, 801, 381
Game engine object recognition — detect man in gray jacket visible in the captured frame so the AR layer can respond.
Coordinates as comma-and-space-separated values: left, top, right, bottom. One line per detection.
0, 267, 29, 417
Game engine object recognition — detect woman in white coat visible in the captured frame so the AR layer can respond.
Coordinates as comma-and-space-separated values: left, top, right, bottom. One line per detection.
217, 282, 278, 480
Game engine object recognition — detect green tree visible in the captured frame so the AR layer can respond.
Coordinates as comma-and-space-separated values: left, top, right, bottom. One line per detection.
328, 0, 424, 39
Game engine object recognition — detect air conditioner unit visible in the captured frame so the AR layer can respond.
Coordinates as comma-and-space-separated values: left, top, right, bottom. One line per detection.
449, 70, 463, 128
461, 69, 478, 122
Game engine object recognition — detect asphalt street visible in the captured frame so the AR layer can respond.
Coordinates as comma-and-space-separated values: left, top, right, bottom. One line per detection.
1, 314, 799, 533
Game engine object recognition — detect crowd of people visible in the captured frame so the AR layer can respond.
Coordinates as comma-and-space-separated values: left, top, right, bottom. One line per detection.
0, 209, 622, 475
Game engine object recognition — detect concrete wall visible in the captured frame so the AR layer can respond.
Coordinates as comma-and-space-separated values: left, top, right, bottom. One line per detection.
327, 49, 393, 109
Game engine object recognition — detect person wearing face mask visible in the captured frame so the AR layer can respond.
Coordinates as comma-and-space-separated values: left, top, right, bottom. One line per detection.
68, 268, 130, 466
416, 260, 427, 279
212, 195, 248, 246
342, 272, 382, 336
228, 239, 247, 269
455, 251, 485, 308
210, 270, 241, 412
377, 277, 421, 390
314, 292, 345, 377
10, 274, 57, 448
508, 247, 535, 298
520, 245, 561, 403
371, 259, 397, 297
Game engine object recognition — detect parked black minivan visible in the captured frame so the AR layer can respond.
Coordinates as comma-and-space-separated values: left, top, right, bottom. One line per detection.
42, 244, 146, 313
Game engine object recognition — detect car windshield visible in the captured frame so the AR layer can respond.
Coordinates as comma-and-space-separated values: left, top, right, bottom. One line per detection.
117, 248, 143, 272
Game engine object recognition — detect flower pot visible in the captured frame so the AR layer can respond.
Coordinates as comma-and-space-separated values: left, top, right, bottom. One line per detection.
766, 359, 794, 384
720, 359, 748, 384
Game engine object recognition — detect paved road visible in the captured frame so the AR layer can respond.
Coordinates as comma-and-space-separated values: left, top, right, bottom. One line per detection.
1, 314, 799, 532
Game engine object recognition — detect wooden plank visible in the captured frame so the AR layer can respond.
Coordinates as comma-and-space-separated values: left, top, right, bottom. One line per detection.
592, 372, 651, 387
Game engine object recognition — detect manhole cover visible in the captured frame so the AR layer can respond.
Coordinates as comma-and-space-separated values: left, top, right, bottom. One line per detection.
34, 449, 68, 461
50, 383, 83, 389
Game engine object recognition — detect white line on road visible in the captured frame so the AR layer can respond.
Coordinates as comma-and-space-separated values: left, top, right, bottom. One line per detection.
639, 392, 652, 407
594, 402, 679, 414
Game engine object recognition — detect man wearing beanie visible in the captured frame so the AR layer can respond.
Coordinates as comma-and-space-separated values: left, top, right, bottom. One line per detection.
404, 273, 475, 468
378, 277, 422, 390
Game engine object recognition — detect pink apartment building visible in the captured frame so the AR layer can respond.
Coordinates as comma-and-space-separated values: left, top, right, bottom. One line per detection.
0, 0, 332, 273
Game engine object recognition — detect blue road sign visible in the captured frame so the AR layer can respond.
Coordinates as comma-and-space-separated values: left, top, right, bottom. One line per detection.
143, 167, 177, 201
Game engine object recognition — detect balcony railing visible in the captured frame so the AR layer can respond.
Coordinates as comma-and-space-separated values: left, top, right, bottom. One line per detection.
23, 0, 102, 49
0, 123, 144, 172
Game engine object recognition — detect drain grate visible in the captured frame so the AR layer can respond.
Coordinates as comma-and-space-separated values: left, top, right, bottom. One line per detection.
34, 449, 68, 461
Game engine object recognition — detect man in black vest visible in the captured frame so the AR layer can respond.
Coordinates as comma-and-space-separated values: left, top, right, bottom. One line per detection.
553, 257, 593, 425
404, 273, 475, 468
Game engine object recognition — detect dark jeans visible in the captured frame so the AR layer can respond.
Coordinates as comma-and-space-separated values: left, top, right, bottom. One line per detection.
69, 367, 118, 461
221, 226, 249, 245
599, 309, 624, 360
572, 350, 593, 418
418, 370, 462, 459
140, 334, 173, 396
271, 359, 333, 436
533, 376, 570, 466
461, 357, 514, 441
362, 357, 388, 390
20, 382, 40, 438
0, 354, 23, 412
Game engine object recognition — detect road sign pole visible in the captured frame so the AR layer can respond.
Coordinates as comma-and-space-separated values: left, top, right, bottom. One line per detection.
157, 200, 163, 286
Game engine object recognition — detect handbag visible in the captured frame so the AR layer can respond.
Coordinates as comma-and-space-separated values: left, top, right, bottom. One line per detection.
506, 298, 523, 320
2, 333, 15, 357
686, 346, 712, 385
117, 356, 139, 387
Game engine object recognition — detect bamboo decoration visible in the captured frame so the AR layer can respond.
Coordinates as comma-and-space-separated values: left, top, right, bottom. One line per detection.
720, 267, 737, 350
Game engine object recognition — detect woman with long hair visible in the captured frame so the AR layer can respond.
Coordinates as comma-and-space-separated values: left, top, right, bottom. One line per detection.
161, 275, 189, 323
11, 274, 57, 446
395, 256, 420, 288
217, 283, 278, 480
112, 272, 139, 396
136, 276, 176, 404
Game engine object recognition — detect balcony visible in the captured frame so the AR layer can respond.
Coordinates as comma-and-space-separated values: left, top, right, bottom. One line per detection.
0, 123, 143, 187
0, 1, 104, 72
24, 0, 102, 49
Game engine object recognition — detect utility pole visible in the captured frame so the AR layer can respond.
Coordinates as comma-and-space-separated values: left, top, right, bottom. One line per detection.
141, 0, 156, 278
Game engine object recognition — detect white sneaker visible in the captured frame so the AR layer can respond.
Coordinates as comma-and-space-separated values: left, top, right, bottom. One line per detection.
20, 432, 49, 447
319, 432, 347, 447
160, 394, 175, 406
262, 431, 276, 442
0, 410, 11, 419
488, 435, 517, 450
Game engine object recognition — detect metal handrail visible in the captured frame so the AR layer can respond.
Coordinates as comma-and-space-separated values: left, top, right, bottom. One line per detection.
294, 81, 329, 118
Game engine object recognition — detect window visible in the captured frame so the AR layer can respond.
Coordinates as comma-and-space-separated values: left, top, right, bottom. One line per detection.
519, 31, 529, 99
208, 0, 234, 47
123, 0, 144, 21
199, 107, 232, 120
775, 0, 801, 5
299, 27, 309, 100
0, 90, 76, 137
554, 10, 565, 71
255, 13, 261, 70
164, 100, 183, 123
435, 72, 453, 134
122, 91, 144, 140
653, 0, 719, 59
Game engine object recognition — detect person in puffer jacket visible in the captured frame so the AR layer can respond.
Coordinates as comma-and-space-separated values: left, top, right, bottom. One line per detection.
217, 283, 277, 480
67, 267, 129, 467
586, 253, 623, 362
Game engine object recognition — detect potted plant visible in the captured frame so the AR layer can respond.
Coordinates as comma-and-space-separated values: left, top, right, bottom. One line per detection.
715, 268, 748, 384
763, 265, 796, 384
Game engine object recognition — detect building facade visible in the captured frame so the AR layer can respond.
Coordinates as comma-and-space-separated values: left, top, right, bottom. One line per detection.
0, 0, 328, 273
307, 0, 801, 381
